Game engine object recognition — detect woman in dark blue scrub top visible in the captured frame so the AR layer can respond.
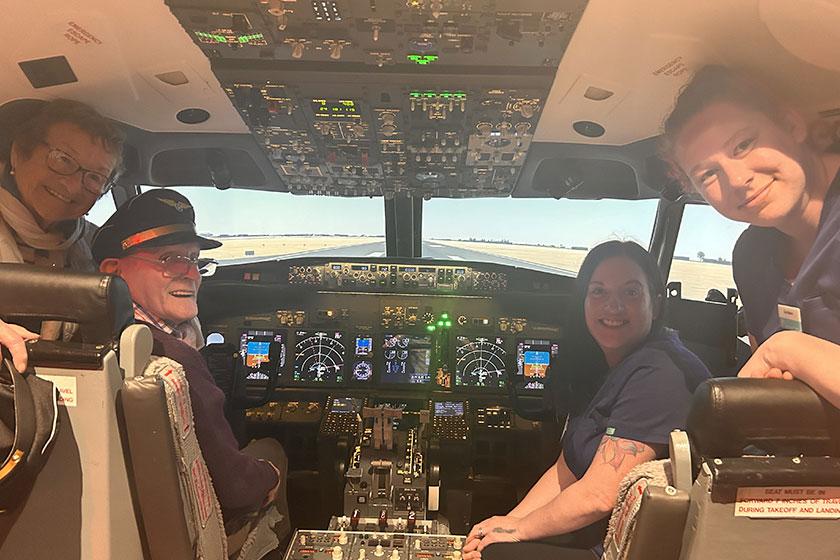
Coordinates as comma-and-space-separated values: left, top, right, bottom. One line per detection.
662, 66, 840, 408
462, 241, 710, 560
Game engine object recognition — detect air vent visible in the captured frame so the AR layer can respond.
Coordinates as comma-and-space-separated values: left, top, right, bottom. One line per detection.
572, 120, 605, 138
18, 56, 77, 89
155, 71, 189, 86
583, 86, 614, 101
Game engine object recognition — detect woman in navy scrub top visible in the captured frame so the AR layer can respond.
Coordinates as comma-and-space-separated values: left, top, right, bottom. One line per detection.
462, 242, 710, 560
662, 66, 840, 408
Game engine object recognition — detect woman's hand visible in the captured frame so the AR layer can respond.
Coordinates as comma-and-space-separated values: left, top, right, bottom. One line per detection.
0, 319, 39, 372
463, 515, 523, 559
738, 330, 799, 381
739, 330, 840, 408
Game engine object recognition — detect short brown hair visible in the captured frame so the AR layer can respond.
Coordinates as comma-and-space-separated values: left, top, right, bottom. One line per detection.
659, 66, 789, 188
11, 98, 126, 176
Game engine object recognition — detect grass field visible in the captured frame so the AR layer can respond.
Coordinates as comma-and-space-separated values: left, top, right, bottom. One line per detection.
204, 235, 735, 301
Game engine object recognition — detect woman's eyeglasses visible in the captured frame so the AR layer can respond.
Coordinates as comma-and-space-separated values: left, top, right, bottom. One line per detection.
125, 254, 218, 278
43, 145, 114, 196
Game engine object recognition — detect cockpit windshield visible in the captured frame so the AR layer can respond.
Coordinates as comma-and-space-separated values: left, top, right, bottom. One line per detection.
424, 197, 658, 275
136, 186, 386, 262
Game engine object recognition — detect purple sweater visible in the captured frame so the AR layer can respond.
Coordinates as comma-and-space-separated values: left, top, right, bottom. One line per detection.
149, 326, 278, 522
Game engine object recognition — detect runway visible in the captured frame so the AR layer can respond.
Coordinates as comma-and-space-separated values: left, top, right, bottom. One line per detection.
217, 240, 574, 276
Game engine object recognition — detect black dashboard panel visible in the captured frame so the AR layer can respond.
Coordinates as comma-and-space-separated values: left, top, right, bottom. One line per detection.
199, 257, 570, 398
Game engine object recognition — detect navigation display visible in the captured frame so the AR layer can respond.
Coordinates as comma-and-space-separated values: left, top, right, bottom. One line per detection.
293, 330, 346, 384
381, 333, 432, 384
516, 339, 559, 390
434, 401, 464, 417
239, 330, 285, 384
455, 336, 507, 388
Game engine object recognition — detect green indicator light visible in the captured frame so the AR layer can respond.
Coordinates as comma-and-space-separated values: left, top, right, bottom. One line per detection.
437, 321, 444, 327
426, 325, 436, 332
238, 33, 264, 43
441, 313, 449, 319
407, 54, 439, 65
444, 321, 452, 327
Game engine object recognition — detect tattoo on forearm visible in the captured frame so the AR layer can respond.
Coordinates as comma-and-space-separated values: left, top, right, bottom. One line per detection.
597, 436, 646, 471
492, 527, 517, 534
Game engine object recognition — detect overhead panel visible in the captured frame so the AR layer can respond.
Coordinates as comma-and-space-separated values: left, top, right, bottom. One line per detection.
166, 0, 588, 198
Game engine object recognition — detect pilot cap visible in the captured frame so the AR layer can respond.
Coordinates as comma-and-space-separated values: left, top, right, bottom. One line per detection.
91, 189, 221, 263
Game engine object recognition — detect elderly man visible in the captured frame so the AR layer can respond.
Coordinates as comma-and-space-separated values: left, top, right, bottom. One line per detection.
90, 189, 289, 547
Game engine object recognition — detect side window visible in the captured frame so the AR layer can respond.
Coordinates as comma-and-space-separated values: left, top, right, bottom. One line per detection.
668, 203, 749, 301
85, 191, 117, 226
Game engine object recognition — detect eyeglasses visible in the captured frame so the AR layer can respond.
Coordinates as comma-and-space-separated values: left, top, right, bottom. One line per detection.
42, 144, 114, 196
124, 253, 217, 278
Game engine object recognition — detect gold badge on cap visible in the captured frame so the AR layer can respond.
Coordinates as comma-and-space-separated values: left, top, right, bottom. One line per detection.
159, 197, 192, 212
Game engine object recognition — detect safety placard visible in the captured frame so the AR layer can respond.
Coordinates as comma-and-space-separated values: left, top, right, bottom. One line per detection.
735, 486, 840, 519
37, 374, 77, 407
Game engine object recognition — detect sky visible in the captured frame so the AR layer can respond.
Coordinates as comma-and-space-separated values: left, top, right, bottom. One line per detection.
87, 187, 748, 261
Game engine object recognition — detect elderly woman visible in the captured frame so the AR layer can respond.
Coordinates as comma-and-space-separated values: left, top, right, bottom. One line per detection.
0, 98, 124, 371
463, 241, 710, 560
661, 66, 840, 407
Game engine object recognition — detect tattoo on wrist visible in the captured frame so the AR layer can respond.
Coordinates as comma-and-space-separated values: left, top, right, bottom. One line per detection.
492, 527, 517, 534
597, 436, 646, 471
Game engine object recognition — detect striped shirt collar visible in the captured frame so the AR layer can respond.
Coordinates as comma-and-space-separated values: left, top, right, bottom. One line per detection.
133, 303, 185, 340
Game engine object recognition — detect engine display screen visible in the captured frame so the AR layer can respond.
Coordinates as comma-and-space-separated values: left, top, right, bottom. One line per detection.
293, 330, 345, 384
239, 330, 285, 384
516, 339, 559, 390
434, 401, 464, 417
381, 334, 432, 384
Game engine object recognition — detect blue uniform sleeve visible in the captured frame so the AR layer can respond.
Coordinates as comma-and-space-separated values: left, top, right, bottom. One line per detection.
605, 362, 694, 446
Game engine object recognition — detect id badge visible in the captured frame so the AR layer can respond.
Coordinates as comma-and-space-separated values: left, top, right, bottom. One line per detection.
777, 304, 803, 332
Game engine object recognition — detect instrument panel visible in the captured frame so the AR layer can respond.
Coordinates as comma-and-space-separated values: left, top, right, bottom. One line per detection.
235, 327, 557, 392
200, 257, 570, 397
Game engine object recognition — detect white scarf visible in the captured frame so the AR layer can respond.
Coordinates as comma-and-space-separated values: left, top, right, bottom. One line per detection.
0, 170, 96, 340
0, 183, 94, 271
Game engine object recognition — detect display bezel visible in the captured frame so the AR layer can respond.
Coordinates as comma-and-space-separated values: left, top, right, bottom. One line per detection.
514, 338, 559, 391
379, 331, 435, 386
238, 329, 286, 386
291, 329, 347, 386
452, 333, 510, 392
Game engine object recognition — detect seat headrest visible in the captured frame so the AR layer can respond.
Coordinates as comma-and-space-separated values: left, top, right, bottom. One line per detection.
688, 378, 840, 458
0, 264, 133, 344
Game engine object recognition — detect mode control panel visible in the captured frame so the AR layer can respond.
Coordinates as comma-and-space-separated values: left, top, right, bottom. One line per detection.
289, 262, 508, 293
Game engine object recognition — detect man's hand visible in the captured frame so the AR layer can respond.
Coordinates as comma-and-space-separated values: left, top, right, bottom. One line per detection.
463, 515, 523, 559
0, 319, 39, 372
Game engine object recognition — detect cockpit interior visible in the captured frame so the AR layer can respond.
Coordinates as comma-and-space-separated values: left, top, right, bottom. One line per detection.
1, 1, 840, 559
